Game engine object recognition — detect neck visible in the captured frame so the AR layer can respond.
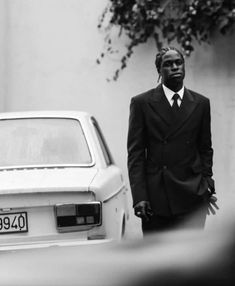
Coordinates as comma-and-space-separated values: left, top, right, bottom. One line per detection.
163, 82, 183, 92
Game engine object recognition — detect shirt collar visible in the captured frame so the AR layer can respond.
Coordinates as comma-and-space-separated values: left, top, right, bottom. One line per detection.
162, 84, 185, 102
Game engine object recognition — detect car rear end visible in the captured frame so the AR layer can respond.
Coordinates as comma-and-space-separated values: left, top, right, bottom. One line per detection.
0, 112, 108, 249
0, 170, 108, 250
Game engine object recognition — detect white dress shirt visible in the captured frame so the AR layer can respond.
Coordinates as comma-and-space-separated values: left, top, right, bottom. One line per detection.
162, 84, 184, 107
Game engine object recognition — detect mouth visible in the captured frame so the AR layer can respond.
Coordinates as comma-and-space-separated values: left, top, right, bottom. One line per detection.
171, 73, 182, 77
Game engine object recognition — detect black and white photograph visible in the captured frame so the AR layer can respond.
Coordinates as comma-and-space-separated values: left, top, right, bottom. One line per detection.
0, 1, 235, 285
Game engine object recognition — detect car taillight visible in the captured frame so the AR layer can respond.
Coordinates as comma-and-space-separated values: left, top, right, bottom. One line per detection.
55, 202, 101, 232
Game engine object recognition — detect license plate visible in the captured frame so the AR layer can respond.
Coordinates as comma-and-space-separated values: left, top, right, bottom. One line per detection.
0, 212, 28, 234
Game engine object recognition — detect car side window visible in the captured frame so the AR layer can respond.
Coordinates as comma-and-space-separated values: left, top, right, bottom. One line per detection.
91, 117, 114, 166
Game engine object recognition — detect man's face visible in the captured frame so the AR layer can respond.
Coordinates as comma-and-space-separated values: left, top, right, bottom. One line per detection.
159, 50, 185, 89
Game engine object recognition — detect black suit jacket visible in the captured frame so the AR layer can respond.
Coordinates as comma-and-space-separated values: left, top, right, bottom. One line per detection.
127, 84, 215, 216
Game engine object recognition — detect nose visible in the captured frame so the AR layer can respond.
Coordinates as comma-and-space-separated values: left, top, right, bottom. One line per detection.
171, 62, 178, 70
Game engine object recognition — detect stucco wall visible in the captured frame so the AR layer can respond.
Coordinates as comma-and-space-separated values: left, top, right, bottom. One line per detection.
0, 0, 234, 235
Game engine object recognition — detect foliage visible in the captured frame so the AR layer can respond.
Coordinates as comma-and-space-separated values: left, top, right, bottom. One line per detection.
97, 0, 235, 81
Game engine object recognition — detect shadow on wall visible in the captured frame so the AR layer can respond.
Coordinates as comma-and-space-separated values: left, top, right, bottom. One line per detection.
188, 31, 235, 79
213, 30, 235, 73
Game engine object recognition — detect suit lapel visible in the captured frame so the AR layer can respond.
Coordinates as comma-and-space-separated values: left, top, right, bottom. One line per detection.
148, 85, 199, 139
165, 88, 199, 138
148, 85, 173, 126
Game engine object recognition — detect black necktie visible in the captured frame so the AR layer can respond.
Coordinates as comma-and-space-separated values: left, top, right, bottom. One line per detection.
172, 93, 180, 114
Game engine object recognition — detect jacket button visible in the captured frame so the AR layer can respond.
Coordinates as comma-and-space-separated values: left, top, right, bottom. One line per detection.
163, 140, 167, 144
163, 165, 167, 170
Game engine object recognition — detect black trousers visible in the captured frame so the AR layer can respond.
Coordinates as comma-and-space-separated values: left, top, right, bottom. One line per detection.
142, 203, 208, 235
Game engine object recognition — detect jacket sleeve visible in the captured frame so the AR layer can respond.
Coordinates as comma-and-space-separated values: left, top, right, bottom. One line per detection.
199, 98, 215, 193
127, 97, 149, 206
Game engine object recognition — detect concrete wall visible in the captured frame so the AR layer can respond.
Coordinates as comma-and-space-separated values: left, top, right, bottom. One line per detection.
0, 0, 234, 234
0, 0, 7, 111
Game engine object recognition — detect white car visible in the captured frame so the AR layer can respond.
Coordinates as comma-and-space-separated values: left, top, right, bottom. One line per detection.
0, 111, 129, 249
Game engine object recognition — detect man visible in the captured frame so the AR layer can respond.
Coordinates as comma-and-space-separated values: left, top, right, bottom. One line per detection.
127, 47, 218, 234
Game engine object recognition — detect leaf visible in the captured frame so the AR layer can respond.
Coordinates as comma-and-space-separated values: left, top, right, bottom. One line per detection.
218, 17, 229, 33
97, 0, 235, 81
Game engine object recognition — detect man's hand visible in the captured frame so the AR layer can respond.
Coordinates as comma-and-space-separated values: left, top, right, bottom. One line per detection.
134, 201, 153, 221
207, 195, 219, 215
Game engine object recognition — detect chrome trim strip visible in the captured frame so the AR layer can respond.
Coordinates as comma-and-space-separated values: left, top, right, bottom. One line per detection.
0, 163, 95, 171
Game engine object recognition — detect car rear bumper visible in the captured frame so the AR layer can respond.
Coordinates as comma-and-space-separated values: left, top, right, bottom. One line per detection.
0, 237, 112, 251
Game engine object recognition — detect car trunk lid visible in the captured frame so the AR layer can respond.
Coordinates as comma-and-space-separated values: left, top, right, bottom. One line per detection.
0, 167, 98, 209
0, 167, 98, 195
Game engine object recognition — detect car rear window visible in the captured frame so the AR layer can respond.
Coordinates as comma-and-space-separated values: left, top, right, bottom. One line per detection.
0, 118, 92, 168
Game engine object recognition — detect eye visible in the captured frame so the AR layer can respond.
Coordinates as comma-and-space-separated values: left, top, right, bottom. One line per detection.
162, 61, 171, 68
175, 59, 183, 66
